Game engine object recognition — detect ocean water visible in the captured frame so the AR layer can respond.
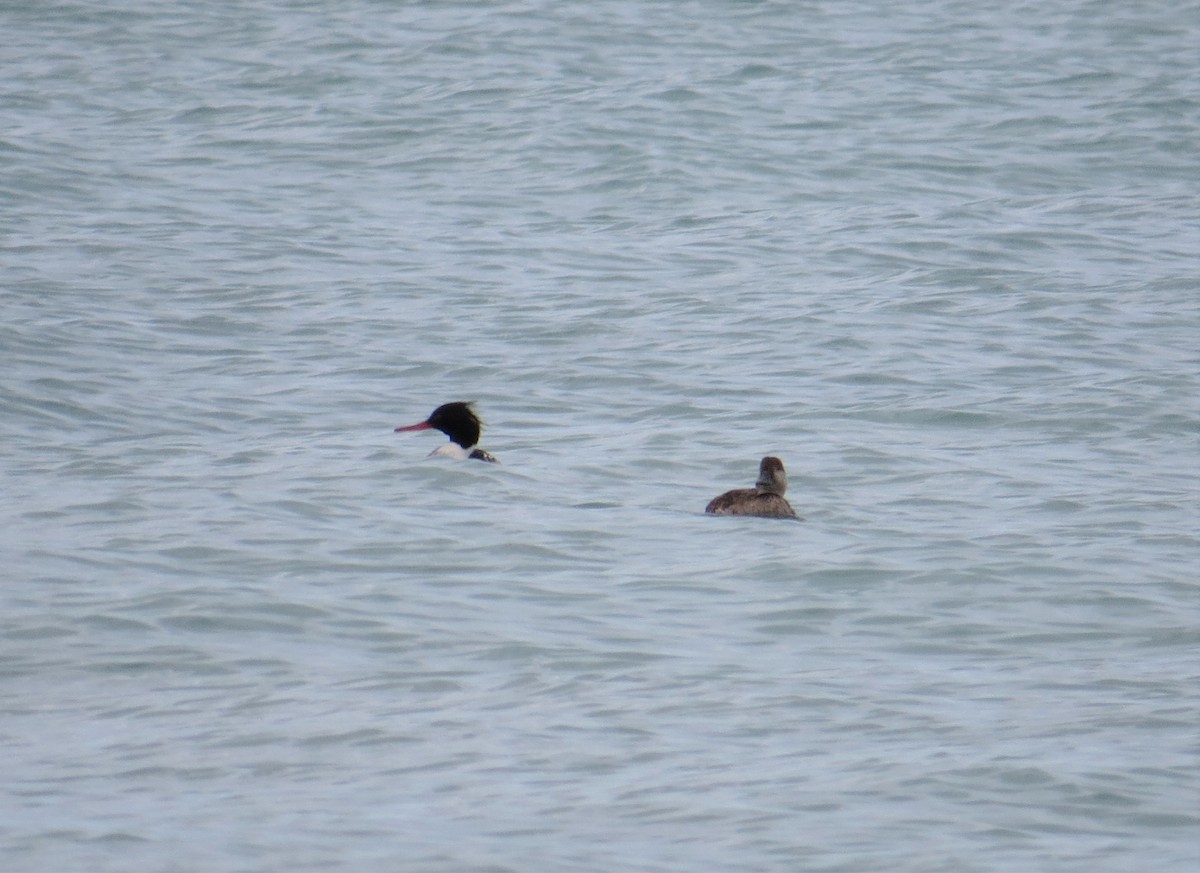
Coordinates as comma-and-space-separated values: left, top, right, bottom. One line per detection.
2, 1, 1198, 871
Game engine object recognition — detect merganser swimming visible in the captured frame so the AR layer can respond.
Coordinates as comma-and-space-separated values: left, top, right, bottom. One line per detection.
705, 456, 798, 519
394, 402, 498, 463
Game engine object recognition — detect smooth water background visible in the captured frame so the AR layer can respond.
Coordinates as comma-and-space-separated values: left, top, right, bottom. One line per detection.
3, 1, 1198, 871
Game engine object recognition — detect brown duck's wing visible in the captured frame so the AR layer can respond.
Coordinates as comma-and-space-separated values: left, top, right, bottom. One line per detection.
705, 488, 757, 515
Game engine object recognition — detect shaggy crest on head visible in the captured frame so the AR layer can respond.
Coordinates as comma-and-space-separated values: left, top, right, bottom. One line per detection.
705, 456, 798, 519
394, 401, 498, 463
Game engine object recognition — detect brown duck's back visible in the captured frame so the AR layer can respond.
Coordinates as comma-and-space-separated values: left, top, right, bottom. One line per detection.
705, 488, 798, 519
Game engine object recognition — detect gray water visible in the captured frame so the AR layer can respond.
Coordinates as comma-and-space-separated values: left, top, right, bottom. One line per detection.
3, 2, 1198, 871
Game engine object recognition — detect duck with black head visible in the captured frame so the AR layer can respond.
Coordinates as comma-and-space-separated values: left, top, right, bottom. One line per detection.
394, 402, 498, 463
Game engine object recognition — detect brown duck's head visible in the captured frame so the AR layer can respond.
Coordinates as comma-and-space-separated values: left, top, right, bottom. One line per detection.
755, 456, 788, 496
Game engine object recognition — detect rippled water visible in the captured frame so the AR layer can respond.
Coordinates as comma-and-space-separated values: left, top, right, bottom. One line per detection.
3, 2, 1199, 871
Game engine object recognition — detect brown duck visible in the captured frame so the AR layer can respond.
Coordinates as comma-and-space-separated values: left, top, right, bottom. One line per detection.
705, 456, 798, 519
